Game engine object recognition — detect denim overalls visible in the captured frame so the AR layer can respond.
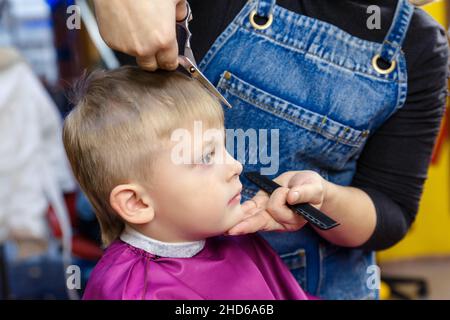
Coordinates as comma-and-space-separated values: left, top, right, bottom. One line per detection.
199, 0, 413, 299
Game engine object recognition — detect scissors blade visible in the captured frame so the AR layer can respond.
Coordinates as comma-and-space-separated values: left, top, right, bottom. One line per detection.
178, 55, 233, 109
183, 46, 197, 68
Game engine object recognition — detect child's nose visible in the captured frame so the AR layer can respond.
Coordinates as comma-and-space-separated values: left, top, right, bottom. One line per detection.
225, 150, 243, 177
233, 158, 243, 176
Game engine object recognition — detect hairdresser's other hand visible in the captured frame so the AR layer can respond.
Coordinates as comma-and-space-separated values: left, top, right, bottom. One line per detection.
225, 170, 328, 235
94, 0, 187, 71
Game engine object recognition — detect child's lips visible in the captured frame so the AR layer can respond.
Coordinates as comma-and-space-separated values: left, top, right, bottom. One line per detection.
228, 188, 242, 206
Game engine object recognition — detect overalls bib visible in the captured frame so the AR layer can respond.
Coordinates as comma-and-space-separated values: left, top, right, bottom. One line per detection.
199, 0, 414, 299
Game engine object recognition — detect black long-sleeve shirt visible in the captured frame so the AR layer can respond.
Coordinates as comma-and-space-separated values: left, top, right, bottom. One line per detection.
116, 0, 448, 251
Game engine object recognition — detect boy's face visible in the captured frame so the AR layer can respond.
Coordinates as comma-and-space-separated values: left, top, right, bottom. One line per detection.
143, 122, 245, 242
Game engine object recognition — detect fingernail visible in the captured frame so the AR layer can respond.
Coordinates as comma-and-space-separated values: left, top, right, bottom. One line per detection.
167, 63, 178, 70
291, 191, 299, 201
242, 200, 255, 210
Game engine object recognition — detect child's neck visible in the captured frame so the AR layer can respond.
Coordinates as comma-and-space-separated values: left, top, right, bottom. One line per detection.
134, 219, 203, 243
120, 225, 205, 258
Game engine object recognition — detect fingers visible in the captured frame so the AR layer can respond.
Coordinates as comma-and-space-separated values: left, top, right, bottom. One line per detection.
241, 200, 257, 214
136, 55, 158, 71
153, 0, 185, 70
226, 192, 271, 235
98, 0, 184, 72
240, 190, 269, 212
226, 186, 308, 236
137, 34, 179, 71
266, 187, 307, 228
226, 210, 283, 235
273, 171, 297, 186
252, 191, 270, 206
175, 0, 188, 21
285, 170, 317, 188
266, 187, 296, 221
155, 38, 179, 70
287, 183, 324, 206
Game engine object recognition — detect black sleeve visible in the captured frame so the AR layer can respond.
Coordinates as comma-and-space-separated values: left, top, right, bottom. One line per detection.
352, 11, 449, 251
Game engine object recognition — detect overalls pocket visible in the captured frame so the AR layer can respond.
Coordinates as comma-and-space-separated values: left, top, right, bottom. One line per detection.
279, 248, 307, 289
217, 71, 370, 174
318, 244, 378, 300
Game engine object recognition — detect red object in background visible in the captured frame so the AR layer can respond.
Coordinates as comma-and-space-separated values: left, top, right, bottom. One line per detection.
71, 234, 103, 261
50, 1, 85, 87
47, 193, 102, 260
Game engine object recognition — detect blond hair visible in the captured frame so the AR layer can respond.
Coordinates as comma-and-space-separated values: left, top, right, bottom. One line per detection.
63, 66, 224, 246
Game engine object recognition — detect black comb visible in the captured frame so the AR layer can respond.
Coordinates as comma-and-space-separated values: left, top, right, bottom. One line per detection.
245, 172, 339, 230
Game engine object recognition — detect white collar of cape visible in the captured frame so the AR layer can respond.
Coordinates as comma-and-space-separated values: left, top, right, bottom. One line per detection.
120, 225, 206, 258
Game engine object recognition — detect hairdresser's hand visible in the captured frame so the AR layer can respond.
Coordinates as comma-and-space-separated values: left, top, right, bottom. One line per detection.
226, 171, 328, 235
94, 0, 187, 71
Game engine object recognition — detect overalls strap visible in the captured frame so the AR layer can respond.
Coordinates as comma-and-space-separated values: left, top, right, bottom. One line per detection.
379, 0, 415, 62
256, 0, 276, 18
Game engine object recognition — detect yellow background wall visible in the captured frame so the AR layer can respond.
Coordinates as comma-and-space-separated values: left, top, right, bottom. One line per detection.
378, 0, 450, 261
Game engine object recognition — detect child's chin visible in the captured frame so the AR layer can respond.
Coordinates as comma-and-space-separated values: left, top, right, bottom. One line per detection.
228, 206, 247, 225
229, 203, 243, 216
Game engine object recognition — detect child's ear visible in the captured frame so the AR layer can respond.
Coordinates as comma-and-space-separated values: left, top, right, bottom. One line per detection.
110, 184, 155, 225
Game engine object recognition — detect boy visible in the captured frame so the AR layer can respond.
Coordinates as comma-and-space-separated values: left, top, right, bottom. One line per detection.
63, 66, 308, 299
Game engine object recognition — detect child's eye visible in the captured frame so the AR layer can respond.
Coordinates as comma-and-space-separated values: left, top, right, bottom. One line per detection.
201, 150, 215, 165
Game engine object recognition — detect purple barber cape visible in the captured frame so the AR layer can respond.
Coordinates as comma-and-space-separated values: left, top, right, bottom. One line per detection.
83, 226, 308, 300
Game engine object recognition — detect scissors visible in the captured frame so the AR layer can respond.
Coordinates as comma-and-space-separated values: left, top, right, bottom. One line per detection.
176, 2, 233, 109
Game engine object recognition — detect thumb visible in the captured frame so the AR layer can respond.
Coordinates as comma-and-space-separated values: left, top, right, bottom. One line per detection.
287, 189, 300, 204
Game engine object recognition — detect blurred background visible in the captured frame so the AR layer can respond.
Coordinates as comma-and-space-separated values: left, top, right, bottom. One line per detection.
0, 0, 449, 300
